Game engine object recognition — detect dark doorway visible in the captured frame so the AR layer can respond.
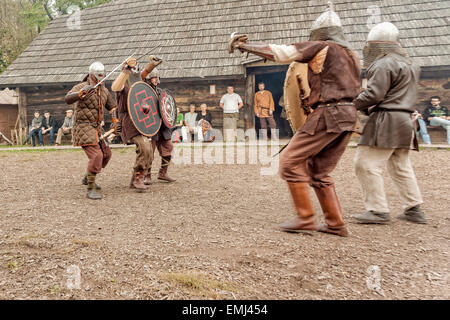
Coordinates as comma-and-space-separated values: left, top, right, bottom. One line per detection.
254, 71, 293, 139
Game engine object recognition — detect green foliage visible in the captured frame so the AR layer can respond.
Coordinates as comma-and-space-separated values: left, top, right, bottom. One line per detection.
0, 0, 113, 75
20, 1, 50, 31
54, 0, 112, 15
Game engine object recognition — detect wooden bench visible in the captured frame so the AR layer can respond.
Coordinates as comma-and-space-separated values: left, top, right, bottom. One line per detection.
422, 126, 448, 144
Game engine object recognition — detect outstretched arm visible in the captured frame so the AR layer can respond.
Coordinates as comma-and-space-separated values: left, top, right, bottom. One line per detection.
228, 34, 327, 64
140, 55, 163, 80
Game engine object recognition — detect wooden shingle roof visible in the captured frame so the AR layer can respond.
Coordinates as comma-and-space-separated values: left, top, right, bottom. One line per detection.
0, 0, 449, 86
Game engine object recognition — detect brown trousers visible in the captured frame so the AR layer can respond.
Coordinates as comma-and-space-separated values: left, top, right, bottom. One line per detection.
130, 135, 153, 172
259, 116, 277, 129
82, 142, 111, 174
151, 137, 174, 158
280, 112, 352, 188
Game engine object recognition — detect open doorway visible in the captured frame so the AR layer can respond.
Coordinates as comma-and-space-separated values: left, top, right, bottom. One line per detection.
254, 71, 293, 139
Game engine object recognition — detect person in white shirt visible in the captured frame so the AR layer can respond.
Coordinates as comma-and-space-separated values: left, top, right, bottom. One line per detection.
219, 86, 243, 142
182, 104, 203, 142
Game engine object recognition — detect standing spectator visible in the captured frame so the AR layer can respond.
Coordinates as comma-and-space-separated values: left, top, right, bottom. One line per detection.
55, 109, 74, 146
414, 110, 431, 145
423, 96, 450, 144
182, 104, 200, 142
254, 82, 277, 140
172, 107, 184, 143
40, 111, 56, 145
219, 86, 243, 142
25, 111, 43, 146
197, 103, 215, 142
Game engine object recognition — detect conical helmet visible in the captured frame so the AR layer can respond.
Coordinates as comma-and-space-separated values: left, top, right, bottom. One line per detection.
309, 2, 349, 48
363, 22, 409, 68
311, 2, 342, 31
88, 61, 105, 81
367, 22, 399, 42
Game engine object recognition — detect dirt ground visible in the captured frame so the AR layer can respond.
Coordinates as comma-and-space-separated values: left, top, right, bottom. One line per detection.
0, 145, 448, 300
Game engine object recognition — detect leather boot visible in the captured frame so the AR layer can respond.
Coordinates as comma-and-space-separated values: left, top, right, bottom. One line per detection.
313, 185, 349, 237
132, 171, 147, 192
82, 174, 101, 190
86, 172, 102, 200
129, 170, 136, 188
280, 182, 318, 233
158, 156, 176, 182
143, 171, 152, 185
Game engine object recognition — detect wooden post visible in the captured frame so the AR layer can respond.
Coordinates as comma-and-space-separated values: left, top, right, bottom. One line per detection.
244, 73, 255, 131
17, 88, 27, 145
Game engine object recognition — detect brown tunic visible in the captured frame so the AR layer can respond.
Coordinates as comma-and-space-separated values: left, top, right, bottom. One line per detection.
116, 81, 142, 143
69, 77, 116, 146
279, 41, 361, 185
354, 53, 420, 150
293, 41, 361, 134
254, 90, 275, 118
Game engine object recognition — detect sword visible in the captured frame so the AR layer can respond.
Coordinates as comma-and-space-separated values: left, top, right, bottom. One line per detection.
135, 44, 163, 62
93, 52, 137, 88
100, 128, 115, 140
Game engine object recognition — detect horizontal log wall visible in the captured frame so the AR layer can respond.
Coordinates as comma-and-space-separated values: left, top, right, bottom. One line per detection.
24, 86, 79, 128
21, 77, 247, 131
415, 77, 450, 113
161, 78, 246, 129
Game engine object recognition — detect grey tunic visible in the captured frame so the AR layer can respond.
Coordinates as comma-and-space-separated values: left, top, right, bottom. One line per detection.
354, 52, 421, 150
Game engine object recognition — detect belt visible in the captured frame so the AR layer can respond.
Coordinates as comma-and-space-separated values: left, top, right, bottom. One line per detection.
316, 102, 354, 108
78, 121, 100, 128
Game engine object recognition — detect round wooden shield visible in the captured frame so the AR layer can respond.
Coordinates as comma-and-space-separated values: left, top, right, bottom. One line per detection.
283, 62, 310, 132
159, 89, 177, 129
127, 81, 161, 137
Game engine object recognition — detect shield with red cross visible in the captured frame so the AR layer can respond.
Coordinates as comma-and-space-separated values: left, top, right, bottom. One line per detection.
127, 81, 161, 137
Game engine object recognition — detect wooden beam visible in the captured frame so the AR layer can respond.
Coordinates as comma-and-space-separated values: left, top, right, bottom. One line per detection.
244, 74, 256, 130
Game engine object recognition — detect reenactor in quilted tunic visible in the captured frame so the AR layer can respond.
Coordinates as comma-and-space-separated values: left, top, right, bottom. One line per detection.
65, 62, 119, 200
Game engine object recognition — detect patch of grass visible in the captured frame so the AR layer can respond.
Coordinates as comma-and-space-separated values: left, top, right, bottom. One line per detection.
72, 239, 91, 247
7, 256, 24, 273
48, 284, 60, 295
161, 272, 238, 299
0, 147, 83, 154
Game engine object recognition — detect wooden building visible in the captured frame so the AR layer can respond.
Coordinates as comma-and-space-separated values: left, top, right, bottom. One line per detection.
0, 88, 18, 141
0, 0, 448, 140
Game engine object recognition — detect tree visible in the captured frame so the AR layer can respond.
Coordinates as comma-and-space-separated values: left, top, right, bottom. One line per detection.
0, 0, 112, 74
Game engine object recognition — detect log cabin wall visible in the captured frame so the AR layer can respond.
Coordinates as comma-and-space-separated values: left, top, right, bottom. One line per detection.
162, 77, 246, 130
23, 86, 76, 129
0, 104, 18, 140
415, 67, 450, 113
21, 77, 248, 132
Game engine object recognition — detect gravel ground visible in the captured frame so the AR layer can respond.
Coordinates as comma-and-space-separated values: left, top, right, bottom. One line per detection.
0, 146, 448, 300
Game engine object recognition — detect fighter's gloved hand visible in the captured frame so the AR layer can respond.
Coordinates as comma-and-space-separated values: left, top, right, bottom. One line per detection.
149, 55, 162, 66
144, 56, 162, 74
79, 85, 95, 100
112, 118, 121, 133
228, 34, 248, 54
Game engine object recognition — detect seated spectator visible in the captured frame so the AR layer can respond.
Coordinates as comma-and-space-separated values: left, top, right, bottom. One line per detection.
40, 111, 56, 145
423, 96, 450, 145
414, 110, 431, 145
25, 111, 43, 146
56, 109, 74, 146
197, 103, 215, 142
172, 107, 184, 143
182, 104, 201, 142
